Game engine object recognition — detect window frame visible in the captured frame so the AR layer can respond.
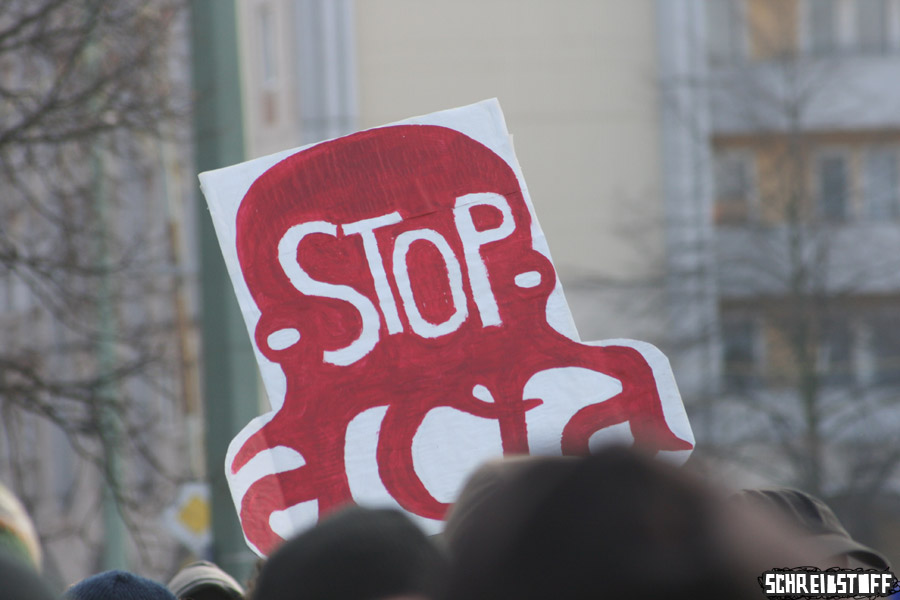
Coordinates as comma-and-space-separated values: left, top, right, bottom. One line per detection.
855, 0, 891, 53
720, 313, 764, 390
814, 149, 852, 222
863, 309, 900, 385
863, 146, 900, 220
713, 149, 758, 225
707, 0, 749, 64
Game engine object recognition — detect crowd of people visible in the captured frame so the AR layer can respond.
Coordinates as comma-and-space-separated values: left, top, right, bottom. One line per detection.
1, 445, 895, 599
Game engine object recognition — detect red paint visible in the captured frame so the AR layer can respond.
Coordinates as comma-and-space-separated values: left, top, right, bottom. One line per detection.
232, 125, 692, 555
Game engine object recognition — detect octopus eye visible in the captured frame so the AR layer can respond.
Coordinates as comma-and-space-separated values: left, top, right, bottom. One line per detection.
514, 271, 541, 288
268, 328, 301, 351
472, 384, 495, 403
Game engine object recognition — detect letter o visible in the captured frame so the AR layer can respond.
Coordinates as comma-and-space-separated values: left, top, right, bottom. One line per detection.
392, 228, 468, 338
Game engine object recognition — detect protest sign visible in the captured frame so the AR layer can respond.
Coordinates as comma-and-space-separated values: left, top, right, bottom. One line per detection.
199, 99, 694, 556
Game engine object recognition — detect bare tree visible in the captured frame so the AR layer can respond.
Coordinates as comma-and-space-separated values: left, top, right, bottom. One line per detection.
0, 0, 197, 581
657, 0, 900, 558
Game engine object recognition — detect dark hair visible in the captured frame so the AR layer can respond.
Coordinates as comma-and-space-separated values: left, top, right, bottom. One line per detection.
444, 447, 766, 600
254, 506, 447, 600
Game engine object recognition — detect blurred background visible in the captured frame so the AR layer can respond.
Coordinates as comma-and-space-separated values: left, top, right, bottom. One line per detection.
2, 0, 900, 588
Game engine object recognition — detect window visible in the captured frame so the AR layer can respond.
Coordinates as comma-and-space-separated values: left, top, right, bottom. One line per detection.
707, 0, 745, 64
818, 317, 854, 385
809, 0, 839, 54
817, 154, 849, 220
856, 0, 889, 53
257, 3, 278, 125
258, 4, 277, 88
868, 311, 900, 384
722, 315, 759, 389
714, 151, 754, 225
747, 0, 799, 59
864, 148, 900, 219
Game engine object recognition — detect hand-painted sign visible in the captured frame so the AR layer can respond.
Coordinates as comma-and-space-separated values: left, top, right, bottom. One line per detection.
199, 100, 694, 556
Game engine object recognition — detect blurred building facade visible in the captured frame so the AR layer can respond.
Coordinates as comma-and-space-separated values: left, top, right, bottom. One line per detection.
224, 0, 900, 572
661, 0, 900, 562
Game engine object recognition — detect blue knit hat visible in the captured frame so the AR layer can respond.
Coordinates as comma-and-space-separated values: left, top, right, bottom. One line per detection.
66, 570, 176, 600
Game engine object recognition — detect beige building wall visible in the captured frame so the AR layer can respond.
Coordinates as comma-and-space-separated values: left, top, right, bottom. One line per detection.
238, 0, 304, 158
354, 0, 666, 342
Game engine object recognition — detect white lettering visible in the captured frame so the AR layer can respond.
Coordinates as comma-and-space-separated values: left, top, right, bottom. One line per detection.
392, 229, 468, 338
764, 574, 776, 595
342, 212, 404, 334
880, 573, 893, 594
453, 192, 515, 327
849, 573, 859, 594
835, 573, 846, 594
278, 195, 522, 357
279, 221, 380, 365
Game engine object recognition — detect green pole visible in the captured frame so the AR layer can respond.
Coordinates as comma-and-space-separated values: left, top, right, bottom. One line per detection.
189, 1, 259, 581
83, 11, 129, 570
93, 141, 129, 572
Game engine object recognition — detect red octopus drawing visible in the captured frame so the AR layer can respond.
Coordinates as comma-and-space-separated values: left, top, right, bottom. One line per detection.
226, 123, 693, 556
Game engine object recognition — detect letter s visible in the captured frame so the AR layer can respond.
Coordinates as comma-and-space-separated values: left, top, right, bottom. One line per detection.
764, 574, 776, 595
278, 221, 379, 366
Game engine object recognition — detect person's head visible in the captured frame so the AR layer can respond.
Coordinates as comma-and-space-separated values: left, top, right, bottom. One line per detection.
168, 560, 244, 600
0, 549, 56, 600
240, 557, 265, 600
254, 506, 447, 600
65, 570, 176, 600
444, 446, 811, 600
0, 481, 42, 570
442, 454, 551, 552
732, 487, 891, 570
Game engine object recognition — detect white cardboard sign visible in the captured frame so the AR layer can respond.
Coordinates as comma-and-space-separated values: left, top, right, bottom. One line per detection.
199, 99, 694, 556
